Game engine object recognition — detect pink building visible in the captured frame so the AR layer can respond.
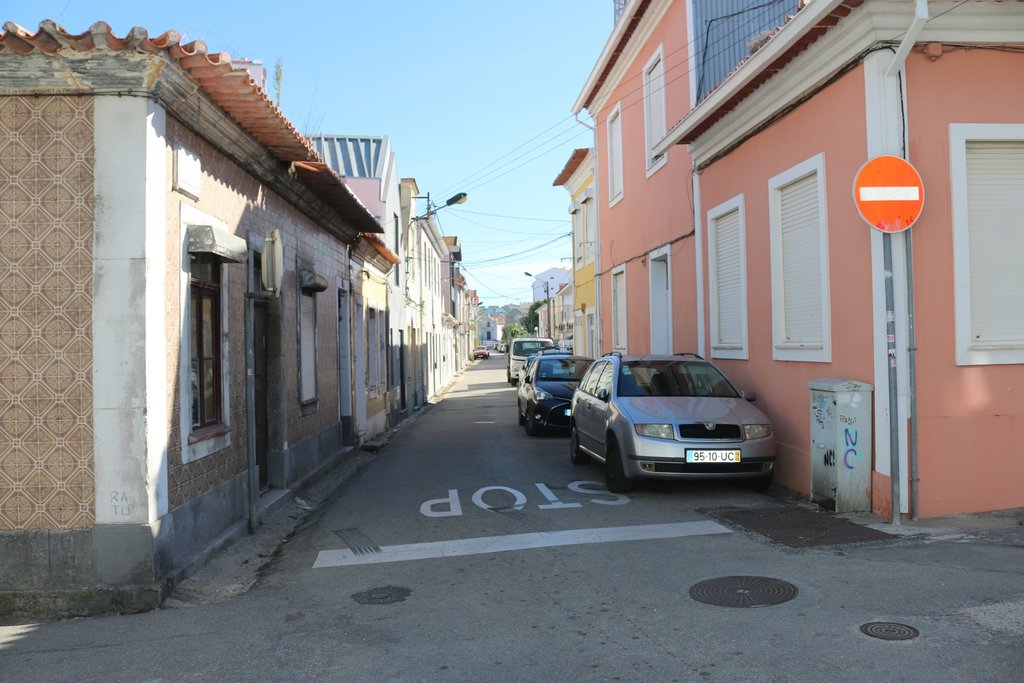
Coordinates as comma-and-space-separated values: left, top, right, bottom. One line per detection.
575, 0, 1024, 519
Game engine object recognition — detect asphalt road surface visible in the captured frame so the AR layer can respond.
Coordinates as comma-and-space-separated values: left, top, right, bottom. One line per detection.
2, 355, 1023, 682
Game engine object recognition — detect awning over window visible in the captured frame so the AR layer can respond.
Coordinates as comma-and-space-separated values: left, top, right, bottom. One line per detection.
299, 268, 328, 292
186, 225, 247, 263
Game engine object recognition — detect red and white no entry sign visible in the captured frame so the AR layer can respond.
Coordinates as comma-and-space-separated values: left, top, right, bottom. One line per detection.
853, 155, 925, 233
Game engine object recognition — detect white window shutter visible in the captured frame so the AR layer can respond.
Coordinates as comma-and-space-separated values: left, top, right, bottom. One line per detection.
714, 209, 742, 346
967, 141, 1024, 345
779, 173, 822, 345
612, 271, 627, 349
645, 54, 666, 166
300, 292, 316, 401
608, 109, 623, 201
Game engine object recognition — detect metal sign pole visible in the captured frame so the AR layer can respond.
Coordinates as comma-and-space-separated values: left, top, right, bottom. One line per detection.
882, 234, 901, 525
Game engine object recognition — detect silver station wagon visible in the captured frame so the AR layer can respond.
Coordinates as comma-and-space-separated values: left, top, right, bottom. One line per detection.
569, 353, 775, 493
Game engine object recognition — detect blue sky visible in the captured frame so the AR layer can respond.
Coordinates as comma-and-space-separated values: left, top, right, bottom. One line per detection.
9, 1, 614, 307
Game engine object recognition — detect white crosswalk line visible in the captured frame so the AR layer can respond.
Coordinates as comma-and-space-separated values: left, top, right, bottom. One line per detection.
313, 520, 731, 568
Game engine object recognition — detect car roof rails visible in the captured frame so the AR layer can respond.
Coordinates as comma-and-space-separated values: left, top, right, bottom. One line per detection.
674, 352, 705, 360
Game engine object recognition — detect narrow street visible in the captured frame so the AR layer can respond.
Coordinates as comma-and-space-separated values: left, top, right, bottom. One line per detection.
2, 356, 1023, 682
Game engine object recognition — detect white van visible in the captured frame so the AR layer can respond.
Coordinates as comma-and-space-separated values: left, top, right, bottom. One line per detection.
506, 337, 555, 385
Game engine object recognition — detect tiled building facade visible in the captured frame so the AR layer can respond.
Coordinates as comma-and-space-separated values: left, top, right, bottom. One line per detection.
0, 95, 96, 532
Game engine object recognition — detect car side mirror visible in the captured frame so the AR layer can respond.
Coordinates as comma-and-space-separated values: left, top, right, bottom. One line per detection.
596, 388, 610, 402
742, 390, 757, 402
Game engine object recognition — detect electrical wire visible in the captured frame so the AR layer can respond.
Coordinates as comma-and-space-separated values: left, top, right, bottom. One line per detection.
443, 0, 970, 201
447, 208, 569, 223
463, 233, 571, 266
443, 210, 569, 235
435, 2, 788, 198
442, 0, 985, 267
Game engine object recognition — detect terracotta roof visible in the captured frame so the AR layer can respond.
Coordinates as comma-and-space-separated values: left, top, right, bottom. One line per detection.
360, 233, 399, 265
292, 162, 382, 233
575, 0, 653, 113
0, 20, 381, 232
552, 148, 590, 187
0, 20, 319, 161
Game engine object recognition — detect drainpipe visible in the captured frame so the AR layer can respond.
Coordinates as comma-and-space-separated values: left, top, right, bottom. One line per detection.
575, 111, 601, 356
884, 0, 928, 522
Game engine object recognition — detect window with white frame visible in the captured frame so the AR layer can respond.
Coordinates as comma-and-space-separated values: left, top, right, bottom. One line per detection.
707, 196, 747, 359
950, 124, 1024, 365
180, 205, 236, 463
584, 190, 596, 263
189, 254, 222, 429
572, 201, 585, 265
607, 104, 624, 204
299, 290, 317, 402
649, 246, 672, 354
769, 154, 831, 362
586, 312, 596, 358
611, 265, 627, 351
572, 192, 595, 266
643, 47, 668, 174
368, 307, 380, 389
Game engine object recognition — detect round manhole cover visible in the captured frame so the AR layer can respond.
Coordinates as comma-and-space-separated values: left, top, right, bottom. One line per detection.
351, 585, 411, 606
689, 576, 799, 608
860, 622, 919, 640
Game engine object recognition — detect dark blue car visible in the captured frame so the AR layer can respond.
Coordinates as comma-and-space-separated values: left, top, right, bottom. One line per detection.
517, 355, 593, 436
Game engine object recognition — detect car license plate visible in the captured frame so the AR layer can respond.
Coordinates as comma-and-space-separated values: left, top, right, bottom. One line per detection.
686, 449, 741, 463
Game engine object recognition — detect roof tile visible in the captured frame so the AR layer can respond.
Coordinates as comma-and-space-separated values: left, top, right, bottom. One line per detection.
0, 19, 381, 233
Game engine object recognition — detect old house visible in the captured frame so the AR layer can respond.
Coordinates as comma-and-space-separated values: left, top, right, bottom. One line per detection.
0, 20, 391, 615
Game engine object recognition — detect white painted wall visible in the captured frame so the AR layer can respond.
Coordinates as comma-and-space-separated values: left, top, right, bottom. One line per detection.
93, 97, 168, 525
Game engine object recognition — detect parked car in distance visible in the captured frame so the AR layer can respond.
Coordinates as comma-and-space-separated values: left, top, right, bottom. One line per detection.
472, 346, 490, 360
569, 353, 775, 493
518, 354, 593, 436
506, 336, 554, 385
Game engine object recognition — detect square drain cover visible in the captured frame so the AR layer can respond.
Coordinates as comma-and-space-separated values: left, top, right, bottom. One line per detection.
712, 506, 893, 548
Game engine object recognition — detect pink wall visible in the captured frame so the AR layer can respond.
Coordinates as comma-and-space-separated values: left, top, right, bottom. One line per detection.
589, 3, 1024, 517
903, 49, 1024, 515
696, 67, 875, 495
697, 48, 1024, 516
596, 1, 699, 355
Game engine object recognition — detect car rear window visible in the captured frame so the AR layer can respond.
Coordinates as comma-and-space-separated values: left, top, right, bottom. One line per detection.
618, 360, 739, 398
512, 340, 552, 356
536, 358, 592, 381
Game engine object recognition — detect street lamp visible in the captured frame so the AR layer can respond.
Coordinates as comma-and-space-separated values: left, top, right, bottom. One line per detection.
524, 271, 554, 338
414, 192, 468, 220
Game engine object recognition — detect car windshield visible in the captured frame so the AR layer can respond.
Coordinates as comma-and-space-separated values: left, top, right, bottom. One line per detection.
513, 340, 553, 356
617, 360, 740, 398
535, 358, 591, 381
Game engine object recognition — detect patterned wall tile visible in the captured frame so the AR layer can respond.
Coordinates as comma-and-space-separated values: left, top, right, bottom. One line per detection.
0, 96, 94, 531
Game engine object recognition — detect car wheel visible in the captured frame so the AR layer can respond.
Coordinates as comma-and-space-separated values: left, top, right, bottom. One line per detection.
525, 407, 540, 436
517, 403, 526, 426
507, 372, 514, 385
569, 424, 590, 465
604, 437, 634, 493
